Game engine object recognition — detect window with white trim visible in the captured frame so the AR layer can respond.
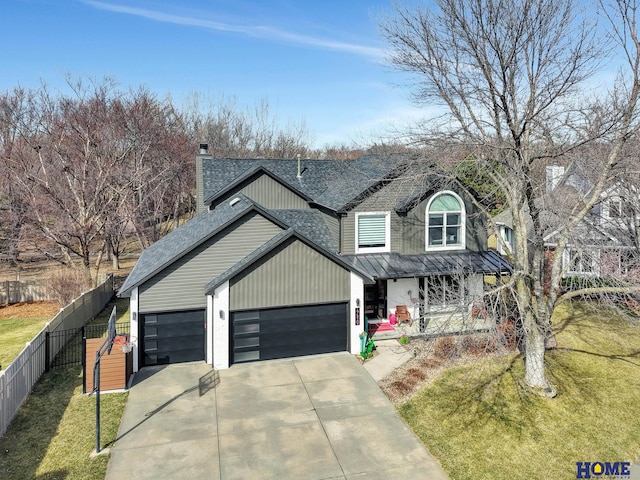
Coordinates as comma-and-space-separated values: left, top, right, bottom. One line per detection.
426, 275, 465, 308
426, 192, 465, 250
356, 212, 390, 253
566, 248, 598, 275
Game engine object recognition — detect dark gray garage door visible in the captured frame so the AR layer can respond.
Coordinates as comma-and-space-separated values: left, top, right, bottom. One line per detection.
230, 303, 348, 364
140, 310, 205, 367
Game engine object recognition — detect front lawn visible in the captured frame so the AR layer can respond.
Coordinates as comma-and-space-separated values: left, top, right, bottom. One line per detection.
399, 303, 640, 480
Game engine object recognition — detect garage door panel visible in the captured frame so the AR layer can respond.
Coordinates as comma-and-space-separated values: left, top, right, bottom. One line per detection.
141, 310, 205, 367
230, 303, 348, 364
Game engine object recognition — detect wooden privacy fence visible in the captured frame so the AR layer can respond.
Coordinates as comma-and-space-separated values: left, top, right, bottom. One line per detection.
0, 279, 50, 304
0, 275, 115, 438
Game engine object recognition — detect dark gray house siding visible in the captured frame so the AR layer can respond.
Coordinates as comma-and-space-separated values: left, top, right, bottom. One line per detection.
341, 186, 487, 255
212, 174, 309, 210
341, 184, 406, 254
229, 238, 351, 311
139, 213, 283, 313
401, 193, 486, 253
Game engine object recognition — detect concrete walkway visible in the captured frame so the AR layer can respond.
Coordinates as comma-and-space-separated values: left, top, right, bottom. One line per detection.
106, 353, 448, 480
364, 338, 413, 382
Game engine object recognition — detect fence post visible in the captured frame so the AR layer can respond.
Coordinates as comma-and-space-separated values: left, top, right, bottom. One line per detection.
45, 331, 50, 372
82, 326, 87, 394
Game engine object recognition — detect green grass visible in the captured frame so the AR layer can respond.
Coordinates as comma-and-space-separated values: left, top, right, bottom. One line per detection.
0, 316, 48, 368
0, 298, 130, 479
399, 303, 640, 480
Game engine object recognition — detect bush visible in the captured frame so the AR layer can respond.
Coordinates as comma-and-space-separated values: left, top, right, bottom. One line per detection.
420, 358, 442, 369
48, 269, 87, 306
398, 335, 410, 345
390, 379, 415, 396
406, 367, 427, 381
434, 335, 459, 360
461, 334, 498, 356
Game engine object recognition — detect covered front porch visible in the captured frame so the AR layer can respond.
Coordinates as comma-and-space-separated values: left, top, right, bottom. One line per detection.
343, 250, 511, 340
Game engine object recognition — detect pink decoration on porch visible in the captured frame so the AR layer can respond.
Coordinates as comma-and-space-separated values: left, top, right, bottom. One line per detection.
389, 314, 397, 325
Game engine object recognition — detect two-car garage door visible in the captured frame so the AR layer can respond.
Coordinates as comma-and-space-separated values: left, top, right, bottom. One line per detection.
230, 303, 348, 364
140, 303, 348, 367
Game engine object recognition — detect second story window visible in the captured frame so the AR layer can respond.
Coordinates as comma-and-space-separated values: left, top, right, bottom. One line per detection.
356, 212, 390, 253
427, 192, 465, 250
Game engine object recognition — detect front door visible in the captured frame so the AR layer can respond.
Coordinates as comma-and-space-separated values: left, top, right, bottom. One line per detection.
364, 279, 387, 319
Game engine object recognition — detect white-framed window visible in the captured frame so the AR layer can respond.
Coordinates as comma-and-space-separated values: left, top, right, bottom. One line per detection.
565, 248, 599, 276
498, 225, 514, 254
426, 275, 466, 309
355, 212, 391, 253
426, 191, 466, 250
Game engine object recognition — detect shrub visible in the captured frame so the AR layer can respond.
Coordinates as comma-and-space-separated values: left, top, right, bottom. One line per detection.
420, 358, 442, 369
48, 269, 87, 306
398, 335, 410, 345
389, 379, 415, 396
434, 335, 459, 360
406, 367, 427, 381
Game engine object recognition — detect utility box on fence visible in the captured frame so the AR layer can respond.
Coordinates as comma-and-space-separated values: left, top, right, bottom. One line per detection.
83, 337, 133, 393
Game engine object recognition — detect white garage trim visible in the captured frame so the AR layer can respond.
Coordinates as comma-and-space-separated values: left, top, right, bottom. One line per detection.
206, 294, 213, 365
130, 287, 140, 372
350, 273, 365, 354
213, 281, 230, 370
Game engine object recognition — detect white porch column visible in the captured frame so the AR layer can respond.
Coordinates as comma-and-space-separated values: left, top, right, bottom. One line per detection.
350, 273, 365, 354
213, 281, 230, 369
206, 294, 214, 365
129, 287, 140, 372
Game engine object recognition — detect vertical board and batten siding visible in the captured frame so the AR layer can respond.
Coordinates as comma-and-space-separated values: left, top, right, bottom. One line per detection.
340, 187, 404, 255
215, 174, 310, 210
403, 193, 487, 253
341, 184, 488, 255
230, 239, 350, 311
139, 213, 283, 313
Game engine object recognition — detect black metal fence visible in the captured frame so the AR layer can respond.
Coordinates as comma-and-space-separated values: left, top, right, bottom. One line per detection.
46, 321, 130, 371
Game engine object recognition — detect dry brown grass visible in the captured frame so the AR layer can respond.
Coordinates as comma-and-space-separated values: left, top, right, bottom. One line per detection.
0, 301, 61, 320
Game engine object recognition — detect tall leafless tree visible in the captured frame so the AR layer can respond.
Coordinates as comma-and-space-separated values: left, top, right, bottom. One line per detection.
381, 0, 640, 395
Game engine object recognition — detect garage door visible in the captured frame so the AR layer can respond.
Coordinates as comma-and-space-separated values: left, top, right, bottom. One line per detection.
230, 303, 348, 364
140, 310, 205, 367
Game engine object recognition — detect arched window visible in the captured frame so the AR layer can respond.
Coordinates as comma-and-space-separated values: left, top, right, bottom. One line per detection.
426, 192, 465, 249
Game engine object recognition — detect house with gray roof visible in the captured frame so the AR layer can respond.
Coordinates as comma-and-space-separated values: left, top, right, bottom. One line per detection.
118, 146, 510, 371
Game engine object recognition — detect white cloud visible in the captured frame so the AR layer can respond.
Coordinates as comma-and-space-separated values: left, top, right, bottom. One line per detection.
82, 1, 383, 59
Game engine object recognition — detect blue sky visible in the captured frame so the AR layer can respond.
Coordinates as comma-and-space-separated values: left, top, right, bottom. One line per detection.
1, 0, 424, 147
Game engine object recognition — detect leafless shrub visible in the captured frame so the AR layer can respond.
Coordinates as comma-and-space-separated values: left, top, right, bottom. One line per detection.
405, 367, 427, 381
389, 379, 416, 396
420, 358, 442, 369
434, 335, 460, 360
48, 269, 87, 306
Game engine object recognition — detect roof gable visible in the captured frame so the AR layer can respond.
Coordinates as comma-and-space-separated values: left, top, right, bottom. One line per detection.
204, 166, 312, 208
204, 229, 373, 293
119, 195, 259, 296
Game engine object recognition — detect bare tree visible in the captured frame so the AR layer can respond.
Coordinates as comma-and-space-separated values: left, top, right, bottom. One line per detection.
381, 0, 640, 395
182, 94, 313, 159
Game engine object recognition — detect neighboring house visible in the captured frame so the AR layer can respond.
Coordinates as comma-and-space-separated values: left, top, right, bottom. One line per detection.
491, 163, 640, 280
118, 146, 510, 371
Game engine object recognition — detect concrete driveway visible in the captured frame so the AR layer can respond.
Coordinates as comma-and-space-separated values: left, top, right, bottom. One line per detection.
105, 353, 448, 480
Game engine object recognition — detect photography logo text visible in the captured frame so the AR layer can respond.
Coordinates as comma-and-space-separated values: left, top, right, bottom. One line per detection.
576, 461, 631, 479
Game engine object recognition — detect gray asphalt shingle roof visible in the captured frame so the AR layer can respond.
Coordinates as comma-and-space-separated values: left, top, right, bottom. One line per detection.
268, 209, 338, 252
118, 196, 254, 296
201, 155, 403, 212
341, 250, 511, 279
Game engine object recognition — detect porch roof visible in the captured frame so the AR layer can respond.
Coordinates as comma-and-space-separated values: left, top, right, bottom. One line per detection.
340, 250, 511, 279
